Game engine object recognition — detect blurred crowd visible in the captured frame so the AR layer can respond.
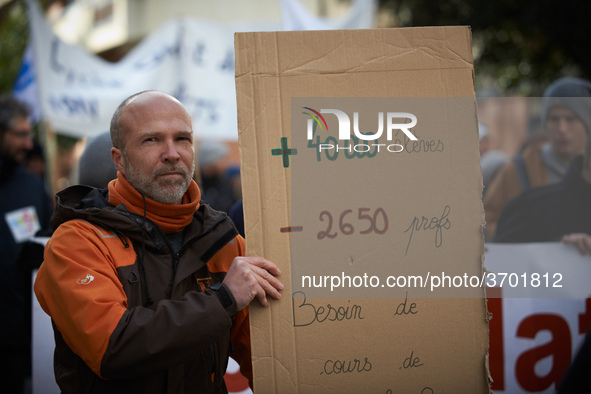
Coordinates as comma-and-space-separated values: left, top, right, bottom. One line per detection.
481, 77, 591, 251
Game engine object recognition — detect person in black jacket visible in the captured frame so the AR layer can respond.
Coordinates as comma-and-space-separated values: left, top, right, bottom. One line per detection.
0, 95, 52, 394
494, 105, 591, 391
494, 123, 591, 254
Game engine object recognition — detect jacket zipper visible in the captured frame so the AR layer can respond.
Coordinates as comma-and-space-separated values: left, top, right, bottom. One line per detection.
171, 252, 180, 282
128, 210, 228, 255
127, 211, 230, 293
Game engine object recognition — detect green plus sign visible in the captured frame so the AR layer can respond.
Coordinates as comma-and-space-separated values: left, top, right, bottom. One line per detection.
271, 137, 297, 168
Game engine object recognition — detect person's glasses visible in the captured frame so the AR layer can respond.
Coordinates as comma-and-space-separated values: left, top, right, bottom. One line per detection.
6, 129, 32, 140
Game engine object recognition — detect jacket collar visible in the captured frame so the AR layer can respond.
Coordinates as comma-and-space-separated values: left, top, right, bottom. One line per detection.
108, 172, 200, 234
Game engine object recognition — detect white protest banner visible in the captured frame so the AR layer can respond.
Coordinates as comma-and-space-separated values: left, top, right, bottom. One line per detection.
279, 0, 377, 30
25, 0, 276, 141
485, 242, 591, 393
25, 0, 377, 141
484, 242, 591, 299
12, 42, 42, 123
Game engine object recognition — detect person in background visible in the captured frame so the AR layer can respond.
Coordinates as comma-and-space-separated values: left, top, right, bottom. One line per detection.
78, 131, 118, 188
199, 140, 236, 213
558, 328, 591, 393
24, 141, 46, 179
0, 95, 52, 394
229, 198, 245, 238
34, 91, 282, 393
479, 122, 509, 192
494, 99, 591, 393
494, 120, 591, 249
224, 164, 242, 204
484, 77, 591, 239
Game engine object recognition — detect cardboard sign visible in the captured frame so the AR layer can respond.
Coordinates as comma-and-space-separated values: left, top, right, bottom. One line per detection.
235, 27, 489, 393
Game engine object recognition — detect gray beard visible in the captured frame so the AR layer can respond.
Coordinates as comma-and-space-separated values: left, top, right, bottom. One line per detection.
125, 162, 194, 204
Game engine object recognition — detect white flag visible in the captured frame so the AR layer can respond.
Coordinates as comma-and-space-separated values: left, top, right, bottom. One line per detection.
13, 41, 42, 123
280, 0, 377, 30
25, 0, 279, 140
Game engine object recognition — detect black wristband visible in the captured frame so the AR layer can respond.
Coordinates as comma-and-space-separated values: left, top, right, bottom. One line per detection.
210, 283, 233, 309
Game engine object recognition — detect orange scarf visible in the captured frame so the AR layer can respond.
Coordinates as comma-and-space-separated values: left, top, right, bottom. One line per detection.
108, 172, 200, 234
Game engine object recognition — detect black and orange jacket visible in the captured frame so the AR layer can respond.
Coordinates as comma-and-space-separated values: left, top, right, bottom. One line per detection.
34, 177, 251, 394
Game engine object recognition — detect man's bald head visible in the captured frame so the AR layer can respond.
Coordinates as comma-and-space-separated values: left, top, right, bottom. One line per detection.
110, 90, 187, 151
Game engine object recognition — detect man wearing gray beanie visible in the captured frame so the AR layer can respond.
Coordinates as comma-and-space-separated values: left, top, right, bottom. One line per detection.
484, 77, 591, 240
541, 77, 591, 168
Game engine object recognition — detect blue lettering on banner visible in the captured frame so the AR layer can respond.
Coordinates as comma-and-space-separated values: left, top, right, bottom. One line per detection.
174, 84, 220, 125
49, 94, 98, 119
191, 41, 235, 72
218, 49, 234, 72
50, 38, 122, 88
192, 41, 206, 66
133, 27, 182, 70
133, 42, 181, 70
50, 39, 66, 74
14, 61, 34, 91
